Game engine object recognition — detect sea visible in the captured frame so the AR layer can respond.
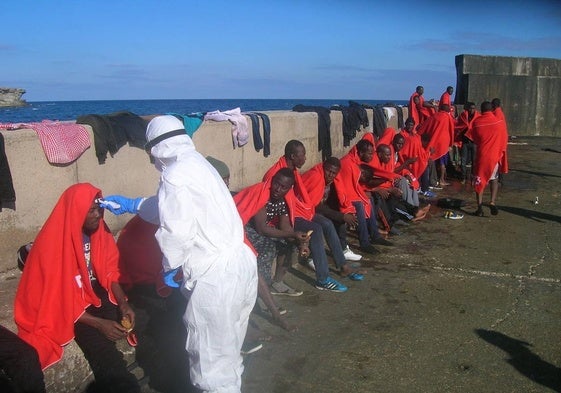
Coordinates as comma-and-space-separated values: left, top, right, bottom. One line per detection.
0, 99, 407, 123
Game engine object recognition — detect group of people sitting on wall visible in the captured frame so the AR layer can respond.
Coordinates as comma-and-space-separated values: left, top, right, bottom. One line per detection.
0, 87, 509, 392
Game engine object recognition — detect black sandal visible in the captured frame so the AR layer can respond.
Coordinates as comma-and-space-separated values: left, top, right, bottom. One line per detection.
489, 204, 498, 215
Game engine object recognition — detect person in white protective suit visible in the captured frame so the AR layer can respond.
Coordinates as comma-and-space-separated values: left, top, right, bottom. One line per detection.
101, 115, 258, 393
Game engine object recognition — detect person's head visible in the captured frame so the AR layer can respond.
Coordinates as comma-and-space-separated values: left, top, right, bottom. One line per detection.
491, 98, 501, 109
83, 198, 103, 235
446, 86, 454, 95
416, 86, 424, 95
404, 118, 415, 133
376, 144, 392, 164
439, 103, 450, 112
270, 168, 295, 202
465, 101, 476, 115
206, 156, 230, 187
145, 115, 191, 171
392, 134, 405, 153
359, 164, 374, 184
284, 140, 306, 169
481, 101, 493, 113
356, 139, 374, 163
322, 157, 341, 185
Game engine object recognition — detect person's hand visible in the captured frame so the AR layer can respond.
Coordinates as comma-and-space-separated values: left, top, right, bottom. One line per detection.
96, 318, 129, 341
390, 187, 402, 197
406, 157, 419, 165
294, 231, 309, 242
298, 243, 310, 258
163, 268, 182, 288
119, 302, 135, 331
376, 189, 390, 199
98, 195, 145, 215
343, 213, 358, 229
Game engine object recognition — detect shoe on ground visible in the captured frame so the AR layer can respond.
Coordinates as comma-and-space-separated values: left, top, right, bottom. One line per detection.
443, 210, 464, 220
474, 207, 484, 217
359, 245, 379, 255
241, 341, 263, 355
270, 281, 303, 297
422, 190, 438, 198
429, 184, 443, 190
315, 276, 348, 292
489, 204, 499, 215
343, 246, 362, 261
371, 237, 394, 246
306, 258, 316, 271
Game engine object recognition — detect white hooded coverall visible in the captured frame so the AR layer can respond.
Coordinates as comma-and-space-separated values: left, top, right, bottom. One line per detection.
146, 115, 258, 393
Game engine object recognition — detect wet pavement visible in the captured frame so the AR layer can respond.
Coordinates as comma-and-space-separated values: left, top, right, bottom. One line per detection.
241, 137, 561, 393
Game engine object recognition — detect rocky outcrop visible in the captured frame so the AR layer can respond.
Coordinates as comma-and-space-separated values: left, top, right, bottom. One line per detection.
0, 87, 27, 107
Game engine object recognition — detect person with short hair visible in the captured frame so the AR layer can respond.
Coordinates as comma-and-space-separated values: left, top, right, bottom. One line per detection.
466, 101, 509, 216
14, 183, 140, 393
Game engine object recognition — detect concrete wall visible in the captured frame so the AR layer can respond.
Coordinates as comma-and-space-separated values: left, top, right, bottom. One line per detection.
0, 107, 405, 273
455, 54, 561, 137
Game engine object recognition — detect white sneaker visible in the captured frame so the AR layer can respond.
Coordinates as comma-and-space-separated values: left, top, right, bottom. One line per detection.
343, 246, 362, 261
307, 258, 316, 271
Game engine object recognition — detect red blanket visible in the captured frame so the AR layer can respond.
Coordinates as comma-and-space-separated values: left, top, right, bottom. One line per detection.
15, 183, 120, 370
466, 112, 509, 193
417, 111, 455, 159
333, 148, 372, 216
399, 133, 431, 180
301, 162, 326, 208
263, 157, 314, 220
454, 110, 480, 144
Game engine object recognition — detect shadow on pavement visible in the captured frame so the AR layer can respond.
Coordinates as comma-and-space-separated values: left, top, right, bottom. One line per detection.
475, 329, 561, 392
496, 205, 561, 224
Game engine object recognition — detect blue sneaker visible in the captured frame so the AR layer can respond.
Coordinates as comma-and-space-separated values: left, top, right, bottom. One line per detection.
422, 190, 437, 198
315, 277, 348, 292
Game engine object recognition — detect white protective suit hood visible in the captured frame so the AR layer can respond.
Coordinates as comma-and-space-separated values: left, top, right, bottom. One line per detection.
146, 115, 193, 172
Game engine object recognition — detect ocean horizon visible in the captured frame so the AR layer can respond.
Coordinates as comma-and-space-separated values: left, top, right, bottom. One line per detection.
0, 98, 408, 123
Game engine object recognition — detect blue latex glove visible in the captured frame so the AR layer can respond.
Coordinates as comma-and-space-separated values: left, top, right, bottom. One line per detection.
163, 268, 181, 288
99, 195, 144, 215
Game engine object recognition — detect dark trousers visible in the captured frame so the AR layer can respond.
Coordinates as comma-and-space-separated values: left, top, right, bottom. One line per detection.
0, 325, 45, 393
461, 140, 476, 180
294, 217, 329, 282
74, 281, 140, 393
352, 201, 380, 248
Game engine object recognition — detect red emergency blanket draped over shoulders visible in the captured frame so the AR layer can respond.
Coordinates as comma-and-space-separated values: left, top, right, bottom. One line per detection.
14, 183, 120, 370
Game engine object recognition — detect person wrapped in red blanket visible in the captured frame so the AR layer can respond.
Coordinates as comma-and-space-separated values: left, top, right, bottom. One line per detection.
14, 183, 140, 392
466, 101, 509, 216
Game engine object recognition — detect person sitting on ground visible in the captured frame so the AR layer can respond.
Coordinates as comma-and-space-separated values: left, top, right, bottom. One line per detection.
234, 168, 308, 330
417, 104, 455, 187
301, 157, 366, 279
263, 140, 349, 293
466, 101, 509, 216
14, 183, 140, 393
333, 138, 392, 255
454, 101, 480, 183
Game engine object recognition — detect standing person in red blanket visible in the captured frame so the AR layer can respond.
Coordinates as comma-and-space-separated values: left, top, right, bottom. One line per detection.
455, 102, 480, 183
408, 86, 438, 128
262, 140, 349, 293
302, 157, 366, 279
418, 104, 455, 187
14, 183, 140, 393
466, 101, 509, 216
440, 86, 454, 112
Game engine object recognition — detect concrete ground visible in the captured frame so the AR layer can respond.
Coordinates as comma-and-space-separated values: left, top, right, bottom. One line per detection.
1, 136, 559, 392
241, 136, 561, 393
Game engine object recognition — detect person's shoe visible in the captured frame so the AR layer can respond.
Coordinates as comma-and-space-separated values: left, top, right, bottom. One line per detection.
306, 258, 316, 271
343, 246, 362, 261
359, 244, 379, 255
422, 190, 437, 198
371, 237, 394, 246
270, 281, 303, 297
474, 206, 484, 217
489, 204, 499, 216
429, 183, 443, 190
315, 277, 348, 292
444, 210, 464, 220
241, 341, 263, 355
389, 226, 401, 236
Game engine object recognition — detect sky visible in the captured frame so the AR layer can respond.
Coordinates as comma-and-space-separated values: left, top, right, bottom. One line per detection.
1, 0, 560, 102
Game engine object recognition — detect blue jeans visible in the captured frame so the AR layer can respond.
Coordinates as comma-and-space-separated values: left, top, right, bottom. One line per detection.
294, 217, 329, 282
352, 201, 380, 248
312, 213, 347, 270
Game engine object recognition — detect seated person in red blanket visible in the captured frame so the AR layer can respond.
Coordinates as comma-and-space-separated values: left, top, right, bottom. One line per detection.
235, 168, 310, 330
14, 183, 140, 393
